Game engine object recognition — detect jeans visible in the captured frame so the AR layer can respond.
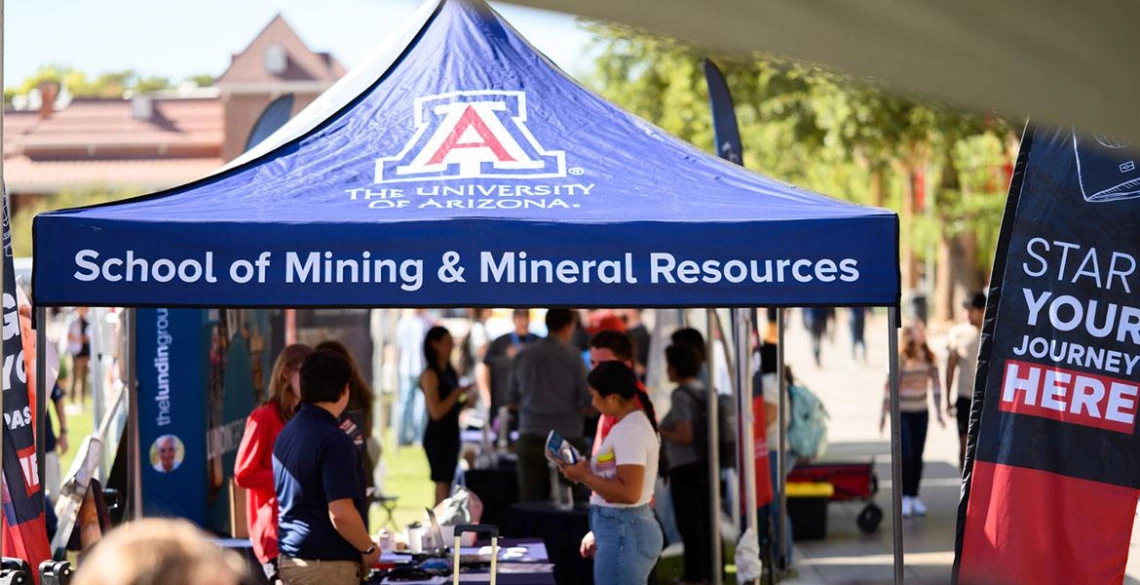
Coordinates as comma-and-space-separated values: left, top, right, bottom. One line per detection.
396, 375, 426, 446
590, 505, 663, 585
760, 450, 794, 566
900, 411, 929, 496
652, 477, 682, 549
670, 462, 716, 581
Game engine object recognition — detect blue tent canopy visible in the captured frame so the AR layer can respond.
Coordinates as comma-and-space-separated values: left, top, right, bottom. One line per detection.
32, 0, 899, 309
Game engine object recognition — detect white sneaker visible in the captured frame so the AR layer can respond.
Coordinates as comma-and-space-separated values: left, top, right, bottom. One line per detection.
901, 496, 914, 518
912, 498, 928, 517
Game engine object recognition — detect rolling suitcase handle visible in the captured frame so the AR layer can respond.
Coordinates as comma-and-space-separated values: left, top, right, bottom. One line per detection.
452, 524, 499, 585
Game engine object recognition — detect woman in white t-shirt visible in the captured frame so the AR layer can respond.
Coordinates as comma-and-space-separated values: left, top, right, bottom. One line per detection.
558, 362, 663, 585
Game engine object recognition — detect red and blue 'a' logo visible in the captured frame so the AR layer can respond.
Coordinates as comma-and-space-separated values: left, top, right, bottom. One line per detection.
375, 91, 566, 183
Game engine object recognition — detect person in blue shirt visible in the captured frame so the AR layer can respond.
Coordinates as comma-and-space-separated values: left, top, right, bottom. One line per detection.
273, 350, 379, 585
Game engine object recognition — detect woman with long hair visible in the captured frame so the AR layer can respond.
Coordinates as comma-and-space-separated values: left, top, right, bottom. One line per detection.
559, 361, 662, 585
234, 343, 313, 585
420, 326, 476, 505
880, 323, 945, 517
315, 340, 378, 492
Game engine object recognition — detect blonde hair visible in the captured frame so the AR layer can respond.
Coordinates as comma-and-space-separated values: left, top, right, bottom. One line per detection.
268, 344, 314, 422
73, 518, 246, 585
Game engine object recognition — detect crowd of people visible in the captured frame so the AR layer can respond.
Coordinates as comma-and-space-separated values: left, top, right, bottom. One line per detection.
55, 298, 984, 585
398, 308, 798, 585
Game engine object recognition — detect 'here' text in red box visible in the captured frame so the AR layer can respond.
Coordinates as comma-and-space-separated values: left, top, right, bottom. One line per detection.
1000, 360, 1139, 434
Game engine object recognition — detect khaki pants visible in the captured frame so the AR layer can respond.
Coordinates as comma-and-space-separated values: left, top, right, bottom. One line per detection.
279, 556, 362, 585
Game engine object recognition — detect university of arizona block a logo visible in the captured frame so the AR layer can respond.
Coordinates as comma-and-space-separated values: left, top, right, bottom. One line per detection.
375, 91, 566, 183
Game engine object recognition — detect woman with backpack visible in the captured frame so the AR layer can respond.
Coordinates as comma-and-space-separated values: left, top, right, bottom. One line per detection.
659, 344, 717, 585
880, 323, 945, 517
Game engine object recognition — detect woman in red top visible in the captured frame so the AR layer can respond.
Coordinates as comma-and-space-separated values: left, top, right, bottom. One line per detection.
234, 343, 313, 585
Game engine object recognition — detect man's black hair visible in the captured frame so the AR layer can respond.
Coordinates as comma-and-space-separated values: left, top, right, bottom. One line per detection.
299, 349, 352, 404
589, 330, 635, 363
670, 327, 706, 362
665, 343, 702, 379
545, 309, 577, 334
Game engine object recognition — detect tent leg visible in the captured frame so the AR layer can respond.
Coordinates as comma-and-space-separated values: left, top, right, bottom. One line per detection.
776, 310, 787, 570
0, 0, 6, 559
125, 308, 142, 520
735, 308, 760, 582
706, 309, 724, 585
888, 307, 904, 584
36, 307, 48, 500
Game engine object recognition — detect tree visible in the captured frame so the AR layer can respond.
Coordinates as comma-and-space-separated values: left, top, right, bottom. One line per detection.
586, 24, 1015, 322
10, 66, 174, 100
186, 74, 216, 88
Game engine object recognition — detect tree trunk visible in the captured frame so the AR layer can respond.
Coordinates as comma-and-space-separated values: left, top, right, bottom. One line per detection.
870, 168, 885, 208
900, 166, 917, 291
936, 236, 954, 323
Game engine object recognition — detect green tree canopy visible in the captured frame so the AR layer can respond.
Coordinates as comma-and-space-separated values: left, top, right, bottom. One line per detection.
586, 23, 1018, 320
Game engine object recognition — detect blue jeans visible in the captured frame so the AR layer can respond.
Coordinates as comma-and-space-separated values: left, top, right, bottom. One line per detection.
590, 505, 663, 585
396, 375, 426, 446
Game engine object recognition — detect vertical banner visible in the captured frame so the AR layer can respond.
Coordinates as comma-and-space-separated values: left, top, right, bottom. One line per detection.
954, 126, 1140, 584
137, 308, 206, 523
705, 58, 773, 509
1, 187, 51, 576
702, 59, 744, 166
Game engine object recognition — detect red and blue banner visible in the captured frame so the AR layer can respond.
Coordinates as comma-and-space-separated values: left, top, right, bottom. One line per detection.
2, 187, 51, 579
954, 126, 1140, 584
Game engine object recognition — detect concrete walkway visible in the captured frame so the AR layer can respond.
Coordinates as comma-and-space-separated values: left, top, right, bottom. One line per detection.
771, 309, 1140, 585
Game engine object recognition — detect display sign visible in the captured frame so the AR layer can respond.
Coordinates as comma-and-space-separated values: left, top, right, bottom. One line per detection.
955, 126, 1140, 584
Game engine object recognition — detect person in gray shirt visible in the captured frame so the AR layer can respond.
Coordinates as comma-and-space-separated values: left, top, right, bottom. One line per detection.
659, 343, 718, 584
509, 308, 593, 502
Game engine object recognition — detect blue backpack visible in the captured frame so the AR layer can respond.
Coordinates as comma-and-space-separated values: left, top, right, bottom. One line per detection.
787, 384, 829, 460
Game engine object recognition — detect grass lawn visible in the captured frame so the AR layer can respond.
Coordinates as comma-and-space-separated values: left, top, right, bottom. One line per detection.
369, 433, 436, 532
55, 397, 96, 479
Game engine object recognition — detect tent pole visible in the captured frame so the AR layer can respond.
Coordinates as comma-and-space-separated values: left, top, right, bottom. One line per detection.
0, 0, 6, 555
706, 308, 724, 585
735, 308, 760, 582
125, 308, 142, 520
888, 307, 903, 584
36, 307, 48, 500
92, 311, 106, 458
776, 310, 787, 570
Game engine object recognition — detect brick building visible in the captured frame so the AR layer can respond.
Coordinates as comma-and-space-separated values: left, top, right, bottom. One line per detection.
3, 15, 344, 212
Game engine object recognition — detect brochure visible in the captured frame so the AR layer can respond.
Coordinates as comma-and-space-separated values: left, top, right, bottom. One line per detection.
545, 430, 581, 466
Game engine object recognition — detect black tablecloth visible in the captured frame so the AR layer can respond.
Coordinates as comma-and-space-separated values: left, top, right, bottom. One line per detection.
464, 466, 519, 532
506, 502, 592, 585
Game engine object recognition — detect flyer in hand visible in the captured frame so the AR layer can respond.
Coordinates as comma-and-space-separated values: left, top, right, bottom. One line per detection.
545, 431, 581, 466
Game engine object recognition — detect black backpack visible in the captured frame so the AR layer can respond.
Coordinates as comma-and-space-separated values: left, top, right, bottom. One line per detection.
678, 386, 737, 468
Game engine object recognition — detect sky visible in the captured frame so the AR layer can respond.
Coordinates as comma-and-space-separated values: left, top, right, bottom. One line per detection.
4, 0, 600, 89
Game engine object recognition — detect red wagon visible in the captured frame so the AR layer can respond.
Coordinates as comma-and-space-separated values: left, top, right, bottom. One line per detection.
786, 458, 883, 537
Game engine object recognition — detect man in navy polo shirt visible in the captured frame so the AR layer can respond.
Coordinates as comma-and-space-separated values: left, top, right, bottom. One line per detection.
274, 350, 379, 585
